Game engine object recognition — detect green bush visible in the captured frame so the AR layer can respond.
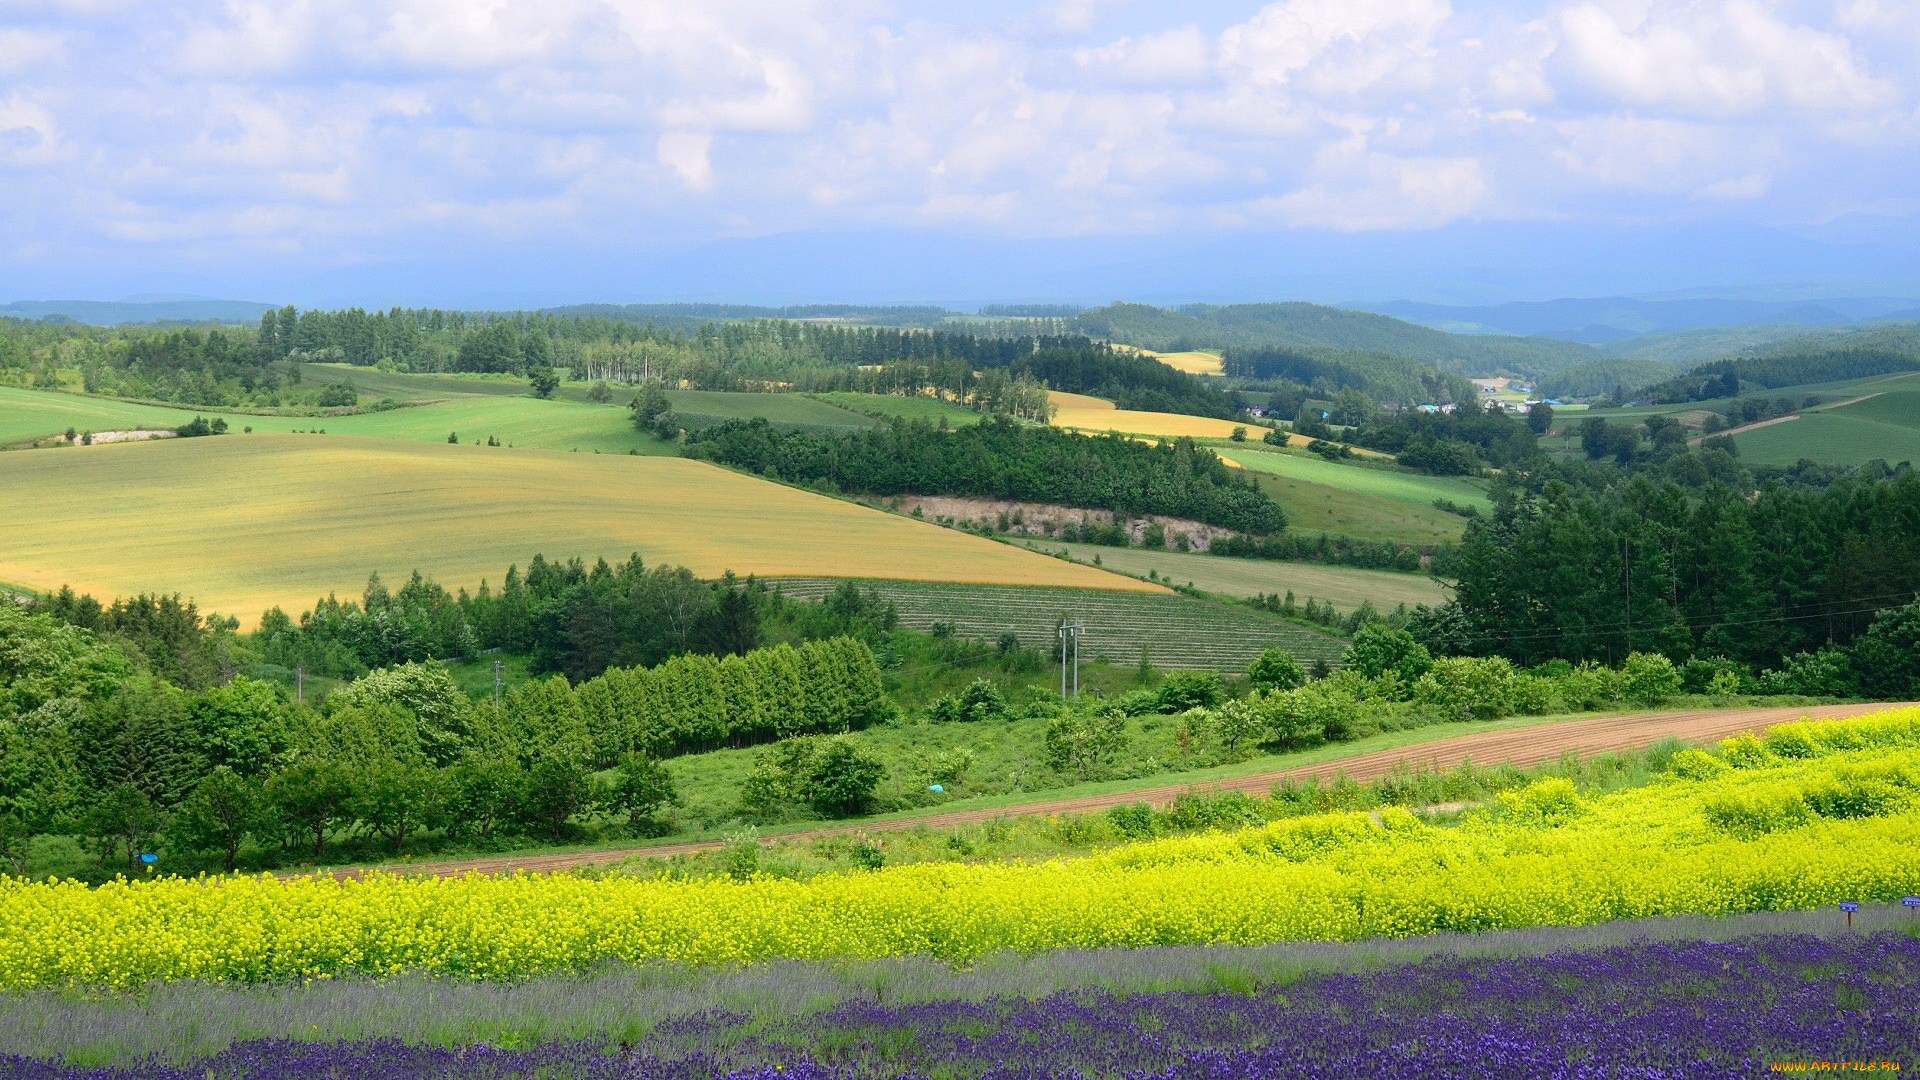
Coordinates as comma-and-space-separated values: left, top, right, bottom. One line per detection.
1619, 652, 1681, 706
1414, 656, 1516, 721
1106, 802, 1158, 840
1247, 649, 1304, 693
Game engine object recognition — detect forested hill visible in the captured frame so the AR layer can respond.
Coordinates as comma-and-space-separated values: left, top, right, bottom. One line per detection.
1221, 346, 1477, 408
1071, 302, 1602, 378
540, 303, 951, 329
1628, 325, 1920, 404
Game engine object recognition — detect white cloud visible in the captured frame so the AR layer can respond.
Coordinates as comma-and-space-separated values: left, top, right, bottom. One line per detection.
1547, 0, 1891, 116
0, 94, 62, 166
656, 130, 713, 191
1219, 0, 1450, 91
0, 0, 1914, 270
1074, 27, 1211, 85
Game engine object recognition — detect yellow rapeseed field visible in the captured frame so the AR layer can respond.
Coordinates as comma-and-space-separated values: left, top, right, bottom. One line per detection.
1048, 391, 1250, 440
5, 709, 1917, 990
0, 434, 1156, 622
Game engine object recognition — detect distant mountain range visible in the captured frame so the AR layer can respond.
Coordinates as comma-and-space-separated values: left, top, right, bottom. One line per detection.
0, 298, 277, 325
1350, 296, 1920, 345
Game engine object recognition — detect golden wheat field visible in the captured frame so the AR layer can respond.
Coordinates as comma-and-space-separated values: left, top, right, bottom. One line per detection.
1048, 391, 1250, 440
0, 435, 1158, 621
1150, 351, 1225, 376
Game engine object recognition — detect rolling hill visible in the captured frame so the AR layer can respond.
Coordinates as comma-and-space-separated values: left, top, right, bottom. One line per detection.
0, 434, 1157, 622
1071, 302, 1602, 378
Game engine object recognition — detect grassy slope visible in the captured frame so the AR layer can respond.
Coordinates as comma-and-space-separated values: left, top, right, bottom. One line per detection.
0, 386, 207, 445
669, 391, 880, 430
1538, 372, 1920, 465
1241, 470, 1467, 547
1218, 447, 1490, 510
0, 384, 678, 455
767, 578, 1344, 671
1735, 390, 1920, 465
0, 435, 1158, 622
1021, 540, 1450, 611
810, 393, 985, 426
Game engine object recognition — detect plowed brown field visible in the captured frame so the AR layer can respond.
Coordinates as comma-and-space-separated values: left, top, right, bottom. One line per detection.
334, 701, 1912, 880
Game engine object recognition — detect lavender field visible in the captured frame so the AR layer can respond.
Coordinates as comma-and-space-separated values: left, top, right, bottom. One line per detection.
7, 929, 1915, 1079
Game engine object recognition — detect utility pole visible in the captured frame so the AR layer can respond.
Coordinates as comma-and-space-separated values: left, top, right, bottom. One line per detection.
492, 659, 504, 705
295, 662, 304, 705
1058, 621, 1086, 699
1622, 534, 1632, 661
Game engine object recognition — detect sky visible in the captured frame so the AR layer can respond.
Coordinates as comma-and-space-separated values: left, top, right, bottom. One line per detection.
2, 0, 1918, 308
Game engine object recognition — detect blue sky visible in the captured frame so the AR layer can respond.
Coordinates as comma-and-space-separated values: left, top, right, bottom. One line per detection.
2, 0, 1916, 307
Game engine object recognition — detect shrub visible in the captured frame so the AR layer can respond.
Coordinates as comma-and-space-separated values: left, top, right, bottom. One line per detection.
1155, 672, 1225, 713
1619, 652, 1681, 706
1163, 790, 1265, 833
1342, 626, 1431, 683
1247, 649, 1304, 693
1415, 656, 1516, 721
1758, 649, 1855, 698
800, 739, 886, 817
1107, 802, 1158, 840
1681, 656, 1747, 694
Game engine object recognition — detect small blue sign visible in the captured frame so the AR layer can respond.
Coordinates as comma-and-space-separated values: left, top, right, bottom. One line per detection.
137, 853, 157, 865
1840, 902, 1861, 913
1903, 896, 1920, 908
927, 784, 944, 793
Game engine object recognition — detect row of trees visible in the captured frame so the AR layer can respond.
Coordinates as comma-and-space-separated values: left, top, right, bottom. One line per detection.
59, 554, 897, 685
686, 417, 1286, 535
1, 596, 890, 875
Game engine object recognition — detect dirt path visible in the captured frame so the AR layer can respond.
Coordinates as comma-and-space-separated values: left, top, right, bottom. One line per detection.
1684, 392, 1885, 447
1688, 413, 1799, 446
332, 701, 1912, 880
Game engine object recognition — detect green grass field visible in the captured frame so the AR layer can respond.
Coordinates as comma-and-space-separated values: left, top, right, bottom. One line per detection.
0, 384, 676, 454
1241, 470, 1467, 547
1212, 447, 1481, 546
1734, 390, 1920, 466
1019, 541, 1450, 612
0, 435, 1157, 622
768, 578, 1346, 671
0, 386, 208, 445
670, 390, 879, 432
1219, 449, 1491, 511
810, 392, 986, 426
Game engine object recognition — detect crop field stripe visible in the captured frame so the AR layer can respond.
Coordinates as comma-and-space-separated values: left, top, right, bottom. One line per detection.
1024, 541, 1451, 611
0, 435, 1158, 623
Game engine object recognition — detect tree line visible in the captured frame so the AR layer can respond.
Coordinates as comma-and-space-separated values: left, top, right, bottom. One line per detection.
1421, 470, 1920, 679
31, 557, 902, 689
0, 596, 889, 877
684, 416, 1287, 535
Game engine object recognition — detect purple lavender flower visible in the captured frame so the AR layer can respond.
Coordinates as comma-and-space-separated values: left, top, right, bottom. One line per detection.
6, 932, 1915, 1080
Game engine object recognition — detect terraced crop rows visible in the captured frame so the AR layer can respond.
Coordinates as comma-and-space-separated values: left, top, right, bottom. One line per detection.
770, 579, 1345, 671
